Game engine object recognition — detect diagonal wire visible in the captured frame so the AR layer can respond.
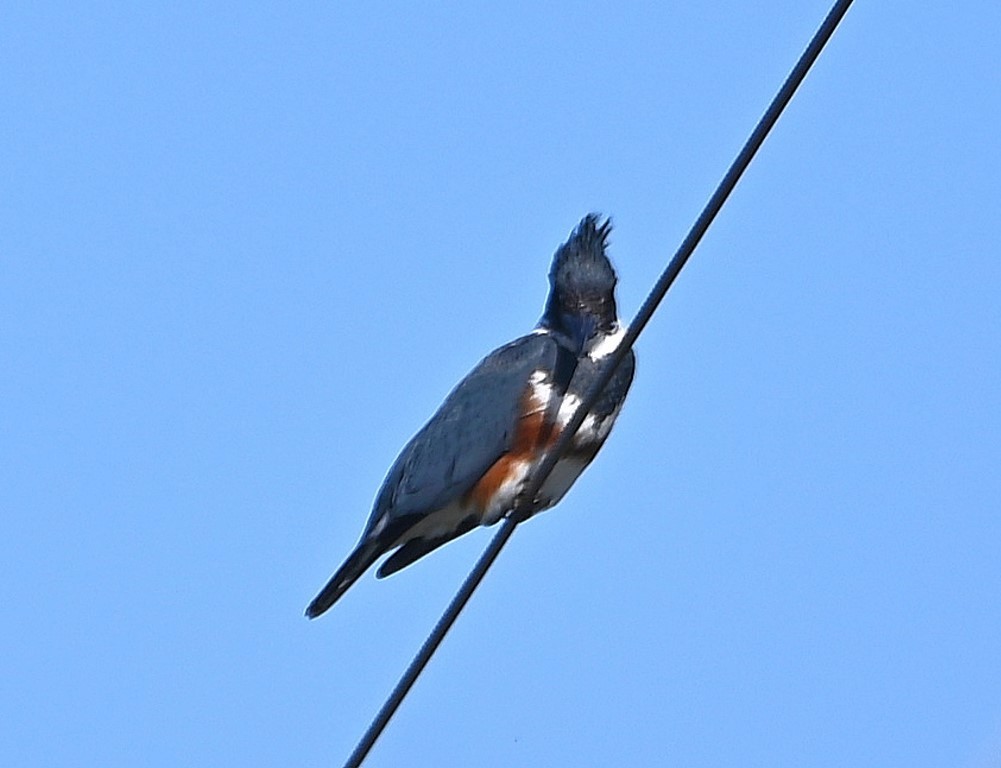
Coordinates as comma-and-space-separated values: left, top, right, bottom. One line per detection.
343, 1, 854, 765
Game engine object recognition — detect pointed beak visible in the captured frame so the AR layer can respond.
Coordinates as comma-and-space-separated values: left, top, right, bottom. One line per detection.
564, 312, 598, 355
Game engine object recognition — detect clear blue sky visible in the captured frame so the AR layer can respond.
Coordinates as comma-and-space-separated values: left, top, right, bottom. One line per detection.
3, 3, 1000, 766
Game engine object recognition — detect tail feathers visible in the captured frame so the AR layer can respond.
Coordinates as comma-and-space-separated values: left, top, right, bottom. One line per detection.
376, 534, 450, 579
376, 517, 477, 579
305, 542, 383, 619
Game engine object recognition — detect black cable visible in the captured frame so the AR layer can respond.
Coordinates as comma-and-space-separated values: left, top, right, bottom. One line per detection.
343, 1, 854, 764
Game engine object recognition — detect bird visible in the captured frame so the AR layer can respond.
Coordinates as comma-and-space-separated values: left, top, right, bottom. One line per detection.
305, 214, 635, 618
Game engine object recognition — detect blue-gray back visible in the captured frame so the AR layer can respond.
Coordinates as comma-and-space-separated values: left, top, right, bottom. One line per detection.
362, 333, 572, 534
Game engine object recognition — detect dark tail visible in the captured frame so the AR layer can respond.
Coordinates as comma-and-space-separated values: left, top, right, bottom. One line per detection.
305, 542, 383, 619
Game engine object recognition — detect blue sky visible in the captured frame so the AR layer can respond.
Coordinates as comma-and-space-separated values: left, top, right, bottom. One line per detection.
3, 2, 1000, 766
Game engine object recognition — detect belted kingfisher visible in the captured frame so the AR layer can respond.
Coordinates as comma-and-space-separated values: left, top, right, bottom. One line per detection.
306, 214, 635, 618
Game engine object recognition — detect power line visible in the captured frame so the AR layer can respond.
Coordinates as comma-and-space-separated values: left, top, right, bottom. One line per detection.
343, 1, 855, 765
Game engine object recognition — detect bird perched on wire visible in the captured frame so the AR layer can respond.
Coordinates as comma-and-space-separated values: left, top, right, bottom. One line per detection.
306, 214, 635, 618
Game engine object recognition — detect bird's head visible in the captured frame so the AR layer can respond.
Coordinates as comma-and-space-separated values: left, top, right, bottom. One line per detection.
541, 214, 620, 355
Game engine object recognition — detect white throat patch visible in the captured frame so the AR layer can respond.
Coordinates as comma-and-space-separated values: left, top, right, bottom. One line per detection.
587, 324, 626, 361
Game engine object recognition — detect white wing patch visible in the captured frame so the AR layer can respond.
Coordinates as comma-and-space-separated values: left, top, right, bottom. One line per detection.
528, 368, 555, 409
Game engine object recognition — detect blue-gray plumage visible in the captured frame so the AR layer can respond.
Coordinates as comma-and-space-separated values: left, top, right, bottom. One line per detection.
306, 214, 634, 618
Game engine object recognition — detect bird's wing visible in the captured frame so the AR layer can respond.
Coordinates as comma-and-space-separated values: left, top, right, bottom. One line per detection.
361, 333, 575, 538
